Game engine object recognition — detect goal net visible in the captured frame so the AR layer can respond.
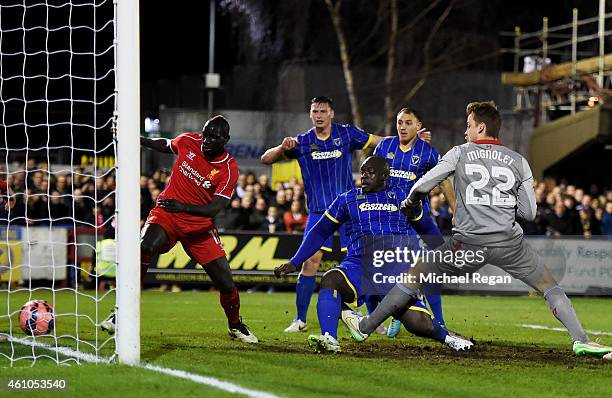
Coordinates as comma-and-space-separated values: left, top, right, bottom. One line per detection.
0, 0, 140, 365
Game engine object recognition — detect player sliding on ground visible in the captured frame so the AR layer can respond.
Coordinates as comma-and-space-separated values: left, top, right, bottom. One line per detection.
274, 156, 473, 353
371, 107, 455, 337
342, 101, 612, 358
261, 96, 433, 335
101, 115, 258, 343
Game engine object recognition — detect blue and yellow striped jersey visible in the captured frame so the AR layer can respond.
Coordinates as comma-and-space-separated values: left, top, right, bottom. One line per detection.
324, 186, 416, 256
285, 123, 372, 213
373, 136, 440, 198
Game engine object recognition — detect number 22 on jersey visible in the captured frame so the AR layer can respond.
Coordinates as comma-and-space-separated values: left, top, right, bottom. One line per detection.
465, 164, 516, 206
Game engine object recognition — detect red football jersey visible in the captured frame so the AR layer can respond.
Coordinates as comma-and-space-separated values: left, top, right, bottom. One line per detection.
158, 133, 238, 231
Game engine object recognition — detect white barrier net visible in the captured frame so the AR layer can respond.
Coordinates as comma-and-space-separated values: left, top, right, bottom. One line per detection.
0, 0, 117, 364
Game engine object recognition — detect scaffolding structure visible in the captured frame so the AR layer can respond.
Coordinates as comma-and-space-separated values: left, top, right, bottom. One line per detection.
500, 1, 612, 125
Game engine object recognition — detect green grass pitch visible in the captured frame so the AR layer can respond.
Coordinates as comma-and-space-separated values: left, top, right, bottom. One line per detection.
1, 290, 611, 397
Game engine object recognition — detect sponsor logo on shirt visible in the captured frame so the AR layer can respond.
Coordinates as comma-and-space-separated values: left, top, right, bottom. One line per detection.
390, 169, 416, 180
311, 150, 342, 160
359, 202, 398, 212
187, 151, 196, 160
179, 161, 213, 189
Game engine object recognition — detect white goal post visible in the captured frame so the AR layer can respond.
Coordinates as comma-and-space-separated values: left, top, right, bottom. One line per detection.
115, 0, 141, 365
0, 0, 140, 366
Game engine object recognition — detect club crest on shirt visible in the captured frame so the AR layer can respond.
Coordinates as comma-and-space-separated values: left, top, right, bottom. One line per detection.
410, 154, 420, 165
207, 168, 220, 180
386, 153, 395, 160
333, 138, 342, 146
387, 191, 396, 199
187, 151, 196, 161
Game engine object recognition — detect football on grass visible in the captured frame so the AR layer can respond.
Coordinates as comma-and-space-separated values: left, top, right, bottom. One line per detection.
19, 300, 55, 336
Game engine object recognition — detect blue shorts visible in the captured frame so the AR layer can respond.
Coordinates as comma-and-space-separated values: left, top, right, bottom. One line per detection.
305, 212, 349, 253
328, 255, 430, 315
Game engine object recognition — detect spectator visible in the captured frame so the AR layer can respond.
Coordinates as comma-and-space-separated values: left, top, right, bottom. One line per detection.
235, 174, 247, 198
217, 197, 244, 231
49, 190, 70, 224
429, 195, 452, 235
239, 196, 254, 230
543, 201, 582, 236
258, 174, 274, 203
601, 202, 612, 236
247, 198, 268, 230
578, 207, 600, 237
273, 189, 289, 212
283, 200, 308, 233
284, 188, 294, 204
245, 172, 256, 186
260, 205, 285, 233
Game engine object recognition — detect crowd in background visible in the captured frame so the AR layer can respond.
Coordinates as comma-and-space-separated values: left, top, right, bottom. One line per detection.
0, 159, 115, 227
1, 161, 612, 237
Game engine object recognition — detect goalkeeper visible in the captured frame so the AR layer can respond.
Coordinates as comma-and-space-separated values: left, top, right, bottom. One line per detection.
274, 156, 472, 353
343, 101, 612, 358
101, 115, 257, 343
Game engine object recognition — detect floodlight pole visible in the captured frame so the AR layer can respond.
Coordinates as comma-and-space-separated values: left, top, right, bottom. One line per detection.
208, 0, 216, 117
115, 0, 141, 365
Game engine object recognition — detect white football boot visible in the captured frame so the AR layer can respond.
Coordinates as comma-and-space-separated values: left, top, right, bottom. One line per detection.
308, 333, 340, 353
228, 322, 258, 343
284, 319, 307, 333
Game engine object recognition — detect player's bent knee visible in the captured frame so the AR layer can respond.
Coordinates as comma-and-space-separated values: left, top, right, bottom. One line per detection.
320, 271, 355, 304
399, 310, 433, 338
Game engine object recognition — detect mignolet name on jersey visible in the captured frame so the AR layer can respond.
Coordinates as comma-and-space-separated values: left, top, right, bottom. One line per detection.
466, 149, 516, 166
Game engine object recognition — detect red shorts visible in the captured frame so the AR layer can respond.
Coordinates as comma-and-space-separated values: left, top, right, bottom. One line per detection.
145, 206, 226, 266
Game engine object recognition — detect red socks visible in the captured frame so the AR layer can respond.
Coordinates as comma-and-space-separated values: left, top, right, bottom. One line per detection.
220, 287, 241, 325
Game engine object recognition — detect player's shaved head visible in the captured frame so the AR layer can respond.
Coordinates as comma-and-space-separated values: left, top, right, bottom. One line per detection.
201, 115, 230, 157
362, 156, 390, 176
360, 156, 390, 192
203, 115, 230, 139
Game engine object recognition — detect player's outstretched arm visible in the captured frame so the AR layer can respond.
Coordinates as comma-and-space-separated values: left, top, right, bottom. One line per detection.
274, 215, 338, 278
157, 196, 229, 218
260, 137, 298, 165
408, 146, 460, 202
140, 136, 174, 154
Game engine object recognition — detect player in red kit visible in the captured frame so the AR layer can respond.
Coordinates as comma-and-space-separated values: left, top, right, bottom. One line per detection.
101, 115, 258, 343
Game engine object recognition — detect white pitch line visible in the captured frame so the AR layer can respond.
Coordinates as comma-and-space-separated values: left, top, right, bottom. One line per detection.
6, 336, 281, 398
141, 364, 280, 398
518, 324, 612, 337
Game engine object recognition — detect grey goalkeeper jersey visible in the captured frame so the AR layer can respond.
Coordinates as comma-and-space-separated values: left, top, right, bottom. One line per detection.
408, 140, 537, 247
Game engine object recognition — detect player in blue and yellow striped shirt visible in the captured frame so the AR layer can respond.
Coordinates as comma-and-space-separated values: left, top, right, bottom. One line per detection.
262, 96, 383, 333
373, 108, 455, 333
274, 156, 468, 353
